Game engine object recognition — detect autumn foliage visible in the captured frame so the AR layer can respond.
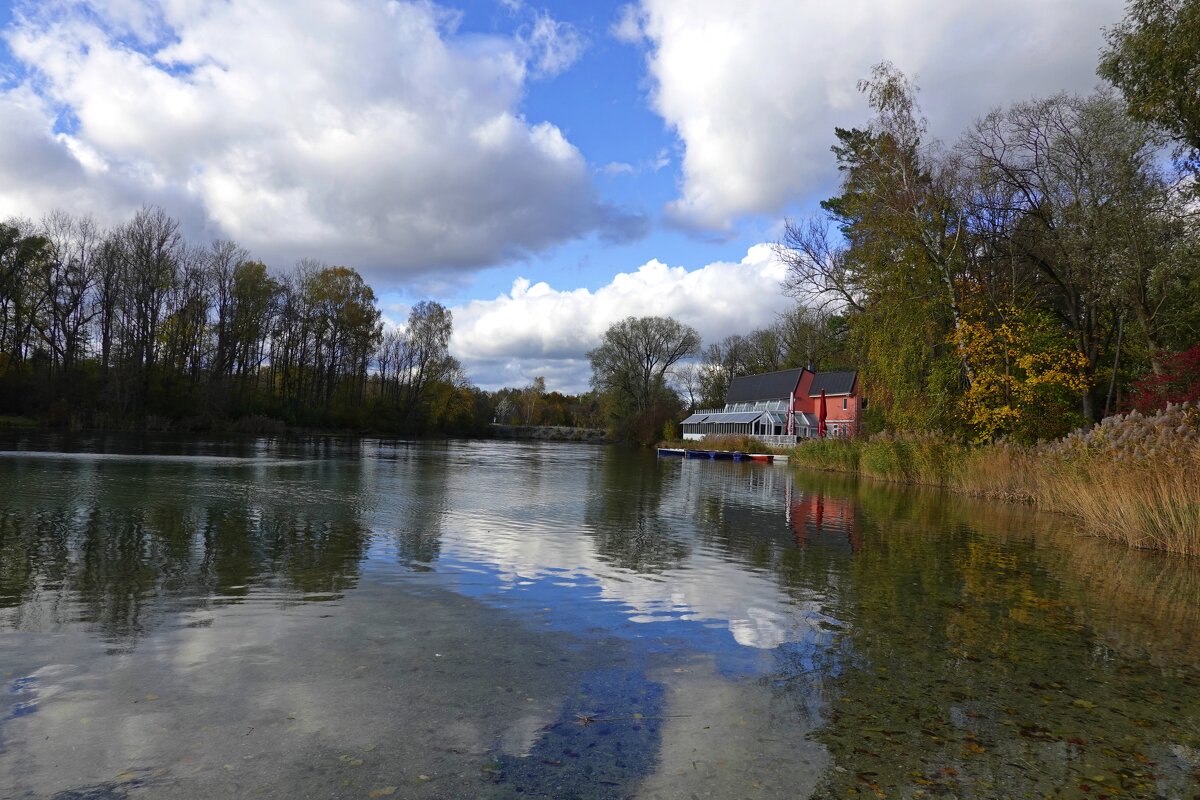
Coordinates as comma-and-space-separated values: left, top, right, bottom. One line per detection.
1128, 344, 1200, 413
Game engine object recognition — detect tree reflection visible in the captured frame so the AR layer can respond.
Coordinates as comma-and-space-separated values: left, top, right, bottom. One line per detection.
803, 485, 1200, 797
583, 449, 690, 573
385, 445, 450, 571
0, 450, 371, 641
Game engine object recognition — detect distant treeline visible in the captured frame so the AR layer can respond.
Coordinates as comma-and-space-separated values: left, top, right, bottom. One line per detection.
0, 206, 496, 434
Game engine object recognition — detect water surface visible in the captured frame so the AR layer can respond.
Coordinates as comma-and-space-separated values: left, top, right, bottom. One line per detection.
1, 435, 1198, 799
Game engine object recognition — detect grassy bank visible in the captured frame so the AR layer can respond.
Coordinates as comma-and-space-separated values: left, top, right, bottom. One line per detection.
784, 404, 1200, 557
656, 434, 786, 453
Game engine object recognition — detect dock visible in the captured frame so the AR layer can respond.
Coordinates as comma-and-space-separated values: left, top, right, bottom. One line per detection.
657, 448, 789, 465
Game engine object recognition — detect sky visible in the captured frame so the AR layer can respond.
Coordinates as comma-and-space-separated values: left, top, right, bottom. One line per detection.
0, 0, 1127, 392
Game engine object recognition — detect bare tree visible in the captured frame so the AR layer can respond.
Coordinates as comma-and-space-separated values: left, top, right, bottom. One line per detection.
588, 316, 701, 413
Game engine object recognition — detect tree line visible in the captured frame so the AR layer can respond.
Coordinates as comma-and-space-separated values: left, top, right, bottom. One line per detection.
0, 207, 486, 433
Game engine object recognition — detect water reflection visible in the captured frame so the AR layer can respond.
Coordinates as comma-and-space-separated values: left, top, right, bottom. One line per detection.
0, 443, 372, 639
1, 437, 1199, 798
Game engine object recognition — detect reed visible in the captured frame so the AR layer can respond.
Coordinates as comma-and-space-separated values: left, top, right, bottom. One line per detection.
1030, 404, 1200, 556
786, 403, 1200, 557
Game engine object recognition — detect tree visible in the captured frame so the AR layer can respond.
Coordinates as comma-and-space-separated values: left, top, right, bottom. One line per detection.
520, 376, 546, 424
1099, 0, 1200, 172
376, 300, 456, 430
0, 220, 50, 374
588, 316, 700, 442
961, 91, 1196, 415
1128, 343, 1200, 411
589, 316, 700, 412
667, 361, 702, 411
955, 303, 1091, 442
786, 63, 971, 431
118, 206, 184, 413
38, 210, 99, 375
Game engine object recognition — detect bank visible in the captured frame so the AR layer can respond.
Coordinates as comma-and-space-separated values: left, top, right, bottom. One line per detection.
667, 403, 1200, 558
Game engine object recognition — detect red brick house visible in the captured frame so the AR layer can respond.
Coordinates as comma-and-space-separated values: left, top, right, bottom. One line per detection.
680, 367, 863, 443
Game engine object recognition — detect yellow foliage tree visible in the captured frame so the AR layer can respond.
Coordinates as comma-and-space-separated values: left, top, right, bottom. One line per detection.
956, 305, 1091, 442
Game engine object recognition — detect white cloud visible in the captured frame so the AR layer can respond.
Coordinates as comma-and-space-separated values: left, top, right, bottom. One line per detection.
0, 0, 634, 280
521, 11, 587, 78
602, 161, 636, 175
622, 0, 1127, 229
450, 243, 793, 391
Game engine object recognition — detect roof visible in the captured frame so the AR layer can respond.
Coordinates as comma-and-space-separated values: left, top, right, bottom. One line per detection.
704, 411, 769, 424
808, 371, 857, 397
683, 410, 772, 425
725, 368, 807, 404
795, 412, 819, 427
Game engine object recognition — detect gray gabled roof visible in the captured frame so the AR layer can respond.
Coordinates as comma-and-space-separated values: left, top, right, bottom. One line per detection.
808, 371, 857, 397
725, 367, 807, 404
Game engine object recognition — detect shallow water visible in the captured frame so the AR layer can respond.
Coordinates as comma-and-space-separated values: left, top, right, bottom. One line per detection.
1, 435, 1198, 799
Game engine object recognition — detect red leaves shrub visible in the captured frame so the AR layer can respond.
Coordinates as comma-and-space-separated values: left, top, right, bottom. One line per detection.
1130, 345, 1200, 413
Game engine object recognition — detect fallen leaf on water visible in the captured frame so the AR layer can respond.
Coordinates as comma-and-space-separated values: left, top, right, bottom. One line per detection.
143, 694, 160, 701
114, 771, 139, 782
1072, 699, 1096, 709
368, 787, 397, 798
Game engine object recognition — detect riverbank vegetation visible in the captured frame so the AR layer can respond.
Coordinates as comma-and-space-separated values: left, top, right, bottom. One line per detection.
785, 404, 1200, 556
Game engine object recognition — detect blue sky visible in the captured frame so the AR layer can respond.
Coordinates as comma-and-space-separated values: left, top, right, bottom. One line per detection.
0, 0, 1125, 390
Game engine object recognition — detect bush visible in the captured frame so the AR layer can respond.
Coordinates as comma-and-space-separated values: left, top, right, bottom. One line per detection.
1129, 345, 1200, 412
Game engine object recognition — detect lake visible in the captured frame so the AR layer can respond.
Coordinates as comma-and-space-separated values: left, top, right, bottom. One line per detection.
1, 436, 1199, 799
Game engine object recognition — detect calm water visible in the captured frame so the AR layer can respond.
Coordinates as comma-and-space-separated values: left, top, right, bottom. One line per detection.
1, 436, 1199, 799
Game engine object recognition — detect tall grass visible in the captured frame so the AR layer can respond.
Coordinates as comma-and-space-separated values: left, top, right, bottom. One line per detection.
1030, 404, 1200, 556
787, 404, 1200, 557
657, 434, 784, 453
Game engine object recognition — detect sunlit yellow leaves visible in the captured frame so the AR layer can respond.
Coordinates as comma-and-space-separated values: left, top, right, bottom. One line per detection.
955, 303, 1091, 442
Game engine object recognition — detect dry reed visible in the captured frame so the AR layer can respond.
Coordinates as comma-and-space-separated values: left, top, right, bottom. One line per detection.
787, 404, 1200, 557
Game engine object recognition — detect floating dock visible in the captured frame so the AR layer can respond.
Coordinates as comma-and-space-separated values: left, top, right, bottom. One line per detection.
657, 448, 788, 464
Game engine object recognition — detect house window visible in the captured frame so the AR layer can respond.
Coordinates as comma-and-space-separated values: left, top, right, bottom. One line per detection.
842, 398, 847, 410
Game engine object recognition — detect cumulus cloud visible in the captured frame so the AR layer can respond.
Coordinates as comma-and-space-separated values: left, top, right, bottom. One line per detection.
621, 0, 1126, 229
0, 0, 635, 280
450, 243, 793, 391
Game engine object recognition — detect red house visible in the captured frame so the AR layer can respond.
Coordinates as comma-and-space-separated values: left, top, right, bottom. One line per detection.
680, 367, 863, 443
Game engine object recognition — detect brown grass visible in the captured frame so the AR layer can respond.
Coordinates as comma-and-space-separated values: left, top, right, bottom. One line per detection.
787, 404, 1200, 557
1030, 455, 1200, 556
